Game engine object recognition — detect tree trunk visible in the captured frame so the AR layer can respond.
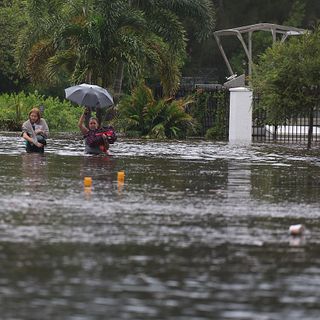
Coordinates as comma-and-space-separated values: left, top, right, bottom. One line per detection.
86, 70, 92, 84
113, 62, 124, 104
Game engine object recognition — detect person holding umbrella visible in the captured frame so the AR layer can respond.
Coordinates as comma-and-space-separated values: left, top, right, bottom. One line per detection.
78, 108, 110, 155
65, 83, 115, 154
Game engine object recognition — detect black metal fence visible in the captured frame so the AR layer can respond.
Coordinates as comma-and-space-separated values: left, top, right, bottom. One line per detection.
176, 84, 229, 138
252, 95, 320, 144
156, 83, 320, 144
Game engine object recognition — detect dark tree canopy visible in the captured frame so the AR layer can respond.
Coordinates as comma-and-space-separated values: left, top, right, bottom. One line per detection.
1, 0, 320, 92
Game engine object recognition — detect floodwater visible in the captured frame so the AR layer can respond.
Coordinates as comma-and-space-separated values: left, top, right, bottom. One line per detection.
1, 132, 320, 320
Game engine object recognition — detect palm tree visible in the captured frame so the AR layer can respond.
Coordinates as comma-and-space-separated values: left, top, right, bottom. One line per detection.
16, 0, 215, 98
15, 0, 76, 89
17, 0, 149, 90
112, 0, 216, 97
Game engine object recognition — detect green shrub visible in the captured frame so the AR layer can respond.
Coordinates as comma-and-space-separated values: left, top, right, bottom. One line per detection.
205, 126, 225, 140
0, 91, 83, 131
188, 89, 229, 139
116, 82, 196, 139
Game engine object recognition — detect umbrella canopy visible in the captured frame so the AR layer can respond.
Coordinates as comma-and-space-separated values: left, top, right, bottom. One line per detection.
65, 83, 114, 108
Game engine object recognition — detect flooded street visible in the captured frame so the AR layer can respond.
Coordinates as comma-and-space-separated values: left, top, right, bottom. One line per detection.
0, 133, 320, 319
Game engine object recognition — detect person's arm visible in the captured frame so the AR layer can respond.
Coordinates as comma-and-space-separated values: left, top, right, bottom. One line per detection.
22, 132, 43, 147
22, 120, 43, 147
35, 119, 49, 138
78, 109, 89, 135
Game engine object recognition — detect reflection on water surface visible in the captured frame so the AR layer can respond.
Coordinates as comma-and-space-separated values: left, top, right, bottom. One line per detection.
0, 133, 320, 319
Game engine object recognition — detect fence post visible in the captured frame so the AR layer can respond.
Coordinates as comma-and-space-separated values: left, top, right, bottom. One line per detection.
229, 87, 253, 144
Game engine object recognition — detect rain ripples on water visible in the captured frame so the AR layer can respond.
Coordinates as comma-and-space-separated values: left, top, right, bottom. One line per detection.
0, 132, 320, 319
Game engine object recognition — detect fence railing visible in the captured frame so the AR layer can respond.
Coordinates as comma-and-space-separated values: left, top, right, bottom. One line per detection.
176, 85, 229, 138
252, 95, 320, 144
157, 84, 320, 144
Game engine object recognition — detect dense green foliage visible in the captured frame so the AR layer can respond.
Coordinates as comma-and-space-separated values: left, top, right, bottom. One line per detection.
0, 0, 26, 92
3, 0, 320, 93
0, 92, 82, 131
252, 26, 320, 147
1, 0, 215, 98
116, 82, 195, 139
1, 0, 320, 142
252, 27, 320, 122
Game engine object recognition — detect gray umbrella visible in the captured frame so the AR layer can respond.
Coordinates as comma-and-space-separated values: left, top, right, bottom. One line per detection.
65, 83, 114, 108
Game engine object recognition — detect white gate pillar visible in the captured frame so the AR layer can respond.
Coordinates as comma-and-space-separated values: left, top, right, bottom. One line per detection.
229, 87, 253, 144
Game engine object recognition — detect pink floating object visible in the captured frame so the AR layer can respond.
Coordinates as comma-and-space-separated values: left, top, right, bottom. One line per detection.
289, 224, 305, 235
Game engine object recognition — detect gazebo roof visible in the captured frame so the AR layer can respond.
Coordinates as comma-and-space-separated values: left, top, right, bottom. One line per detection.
214, 23, 308, 79
214, 23, 306, 37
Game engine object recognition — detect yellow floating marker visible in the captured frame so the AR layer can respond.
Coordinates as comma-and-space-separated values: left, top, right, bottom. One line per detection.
117, 171, 125, 182
117, 171, 125, 194
84, 176, 92, 187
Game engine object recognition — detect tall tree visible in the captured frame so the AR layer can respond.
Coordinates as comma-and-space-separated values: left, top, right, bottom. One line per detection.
16, 0, 148, 91
16, 0, 216, 98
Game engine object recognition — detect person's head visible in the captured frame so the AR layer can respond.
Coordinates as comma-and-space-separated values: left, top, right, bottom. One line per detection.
29, 107, 41, 124
88, 117, 99, 130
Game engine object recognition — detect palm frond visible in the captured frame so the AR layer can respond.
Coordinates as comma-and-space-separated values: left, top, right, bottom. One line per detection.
26, 39, 55, 83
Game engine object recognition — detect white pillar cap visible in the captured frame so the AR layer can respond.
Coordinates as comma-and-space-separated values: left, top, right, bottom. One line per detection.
229, 87, 251, 92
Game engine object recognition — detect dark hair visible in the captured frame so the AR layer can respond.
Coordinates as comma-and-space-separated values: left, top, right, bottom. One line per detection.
89, 117, 100, 128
